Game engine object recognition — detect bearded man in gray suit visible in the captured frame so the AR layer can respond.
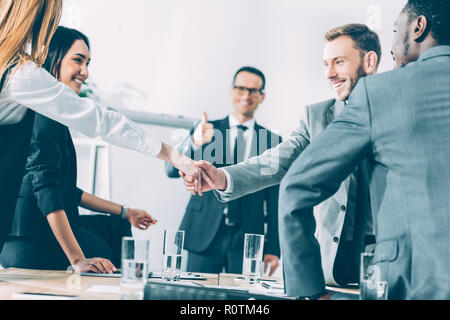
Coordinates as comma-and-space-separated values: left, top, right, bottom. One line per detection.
278, 0, 450, 299
182, 24, 382, 298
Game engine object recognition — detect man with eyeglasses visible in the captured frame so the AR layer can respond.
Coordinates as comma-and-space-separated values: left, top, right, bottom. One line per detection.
185, 24, 381, 299
165, 66, 282, 276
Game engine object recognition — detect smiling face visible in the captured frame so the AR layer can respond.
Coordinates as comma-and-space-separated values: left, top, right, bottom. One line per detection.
59, 39, 91, 95
230, 71, 265, 121
323, 35, 368, 101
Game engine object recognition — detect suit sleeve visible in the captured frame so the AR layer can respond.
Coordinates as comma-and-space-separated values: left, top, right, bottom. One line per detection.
26, 115, 67, 216
75, 187, 84, 206
278, 79, 372, 297
216, 107, 311, 201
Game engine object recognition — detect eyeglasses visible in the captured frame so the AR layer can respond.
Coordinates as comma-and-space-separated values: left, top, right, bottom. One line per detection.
232, 86, 264, 97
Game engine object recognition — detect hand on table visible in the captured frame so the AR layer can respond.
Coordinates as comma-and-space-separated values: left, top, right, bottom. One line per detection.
73, 257, 117, 274
263, 254, 280, 277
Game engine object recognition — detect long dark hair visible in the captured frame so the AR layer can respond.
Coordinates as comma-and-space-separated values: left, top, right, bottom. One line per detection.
42, 26, 90, 79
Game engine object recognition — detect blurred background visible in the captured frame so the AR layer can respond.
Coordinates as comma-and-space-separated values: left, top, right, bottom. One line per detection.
63, 0, 406, 275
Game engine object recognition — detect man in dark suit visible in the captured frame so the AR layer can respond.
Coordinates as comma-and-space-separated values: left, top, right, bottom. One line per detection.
166, 66, 282, 275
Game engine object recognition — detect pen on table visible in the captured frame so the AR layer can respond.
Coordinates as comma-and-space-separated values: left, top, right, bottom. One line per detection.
191, 281, 205, 287
235, 276, 277, 282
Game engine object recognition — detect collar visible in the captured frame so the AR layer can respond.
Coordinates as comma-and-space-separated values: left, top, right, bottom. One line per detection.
418, 45, 450, 62
228, 113, 255, 130
328, 99, 346, 117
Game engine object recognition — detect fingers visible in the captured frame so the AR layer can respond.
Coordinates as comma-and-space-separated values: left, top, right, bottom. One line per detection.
180, 161, 215, 195
201, 169, 215, 188
88, 258, 116, 274
197, 168, 203, 196
135, 213, 158, 230
140, 216, 157, 229
203, 125, 214, 142
194, 160, 211, 169
269, 261, 279, 276
263, 255, 279, 276
269, 264, 277, 276
183, 173, 195, 184
202, 112, 208, 123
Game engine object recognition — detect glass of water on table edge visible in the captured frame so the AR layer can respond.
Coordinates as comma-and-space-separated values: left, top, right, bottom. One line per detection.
162, 229, 185, 281
242, 233, 264, 284
120, 237, 150, 300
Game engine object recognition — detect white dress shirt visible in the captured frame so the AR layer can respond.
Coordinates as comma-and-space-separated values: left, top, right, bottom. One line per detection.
0, 61, 162, 157
220, 114, 255, 193
227, 113, 255, 161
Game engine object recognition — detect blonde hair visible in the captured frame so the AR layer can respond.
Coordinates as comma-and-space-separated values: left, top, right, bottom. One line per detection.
0, 0, 62, 79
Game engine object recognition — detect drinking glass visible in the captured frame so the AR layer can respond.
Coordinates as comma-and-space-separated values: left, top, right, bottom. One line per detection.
242, 233, 264, 284
120, 237, 150, 300
162, 230, 184, 281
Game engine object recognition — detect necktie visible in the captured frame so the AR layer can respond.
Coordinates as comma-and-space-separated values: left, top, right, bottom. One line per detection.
225, 125, 248, 227
233, 125, 248, 164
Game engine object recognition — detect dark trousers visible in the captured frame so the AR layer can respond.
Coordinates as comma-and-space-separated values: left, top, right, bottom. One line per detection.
0, 111, 35, 254
186, 219, 244, 274
79, 214, 132, 267
0, 214, 131, 270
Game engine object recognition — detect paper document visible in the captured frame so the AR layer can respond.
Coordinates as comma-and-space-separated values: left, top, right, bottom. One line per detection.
86, 285, 121, 294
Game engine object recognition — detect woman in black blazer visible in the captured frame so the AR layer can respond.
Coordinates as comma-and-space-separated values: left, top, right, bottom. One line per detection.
0, 27, 157, 273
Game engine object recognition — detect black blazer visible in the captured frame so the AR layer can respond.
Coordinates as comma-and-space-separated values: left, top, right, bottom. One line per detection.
166, 116, 282, 257
0, 69, 36, 251
10, 114, 83, 243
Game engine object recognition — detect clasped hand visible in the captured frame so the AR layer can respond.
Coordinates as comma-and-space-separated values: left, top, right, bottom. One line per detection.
179, 160, 221, 195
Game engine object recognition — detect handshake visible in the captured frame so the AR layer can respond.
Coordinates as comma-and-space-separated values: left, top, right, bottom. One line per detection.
169, 112, 228, 196
176, 159, 227, 196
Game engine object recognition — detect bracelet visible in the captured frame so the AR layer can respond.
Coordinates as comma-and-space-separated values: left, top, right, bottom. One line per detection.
120, 205, 128, 219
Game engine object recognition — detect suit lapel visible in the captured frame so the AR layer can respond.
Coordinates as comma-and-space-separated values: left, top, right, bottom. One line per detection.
251, 123, 262, 157
215, 117, 230, 167
326, 102, 336, 126
326, 99, 345, 125
328, 100, 353, 206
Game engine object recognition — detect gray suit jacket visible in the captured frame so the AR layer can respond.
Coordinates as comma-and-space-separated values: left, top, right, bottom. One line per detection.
216, 99, 372, 286
279, 45, 450, 299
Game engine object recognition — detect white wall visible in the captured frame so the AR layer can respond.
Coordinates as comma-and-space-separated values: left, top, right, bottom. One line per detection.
66, 1, 407, 274
62, 0, 406, 136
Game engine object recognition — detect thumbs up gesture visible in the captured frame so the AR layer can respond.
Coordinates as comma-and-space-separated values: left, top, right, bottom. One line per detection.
193, 112, 214, 146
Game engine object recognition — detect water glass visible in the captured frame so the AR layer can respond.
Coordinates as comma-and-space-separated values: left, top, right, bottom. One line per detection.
162, 230, 184, 281
360, 252, 389, 300
120, 237, 150, 300
242, 233, 264, 284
